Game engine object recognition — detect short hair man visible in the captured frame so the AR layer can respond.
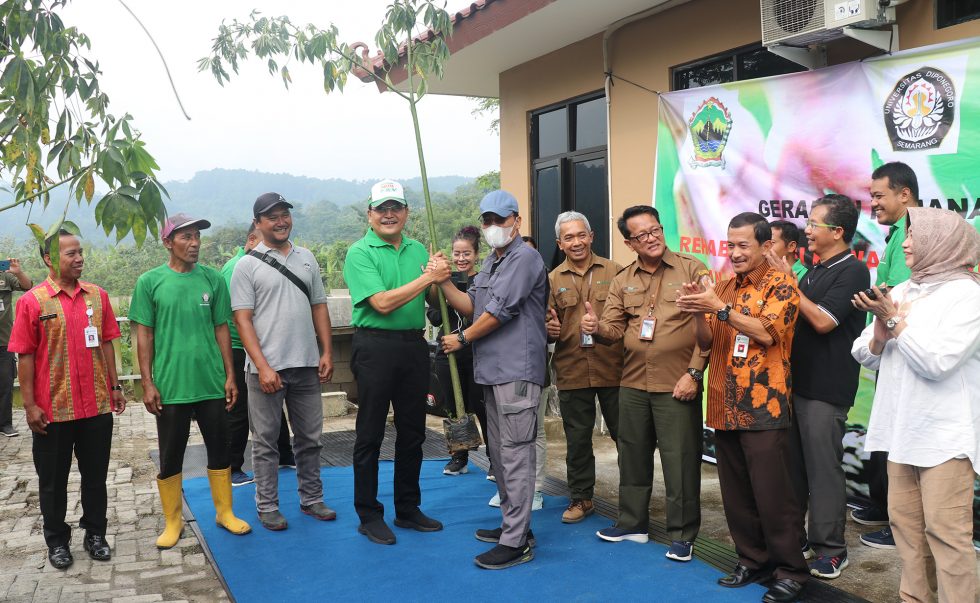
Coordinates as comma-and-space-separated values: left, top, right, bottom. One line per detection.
342, 180, 447, 545
220, 223, 295, 487
8, 230, 125, 569
439, 190, 549, 570
769, 220, 808, 281
232, 193, 336, 531
130, 214, 251, 549
853, 161, 918, 549
546, 211, 623, 525
1, 254, 32, 437
771, 195, 869, 579
677, 212, 807, 603
581, 205, 709, 562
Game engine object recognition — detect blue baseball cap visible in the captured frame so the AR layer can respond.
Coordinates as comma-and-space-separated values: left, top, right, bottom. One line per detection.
479, 190, 519, 218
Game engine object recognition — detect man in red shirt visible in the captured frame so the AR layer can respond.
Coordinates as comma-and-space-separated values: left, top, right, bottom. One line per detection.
8, 230, 126, 570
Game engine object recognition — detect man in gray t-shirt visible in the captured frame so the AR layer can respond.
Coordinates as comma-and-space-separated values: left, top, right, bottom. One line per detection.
230, 192, 336, 531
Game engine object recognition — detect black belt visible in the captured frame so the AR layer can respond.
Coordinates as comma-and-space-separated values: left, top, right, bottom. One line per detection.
355, 327, 424, 341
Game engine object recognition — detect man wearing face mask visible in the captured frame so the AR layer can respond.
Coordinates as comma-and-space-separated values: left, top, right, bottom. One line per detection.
437, 190, 549, 570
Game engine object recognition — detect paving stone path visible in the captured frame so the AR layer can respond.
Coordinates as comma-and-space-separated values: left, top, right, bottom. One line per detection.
0, 410, 229, 603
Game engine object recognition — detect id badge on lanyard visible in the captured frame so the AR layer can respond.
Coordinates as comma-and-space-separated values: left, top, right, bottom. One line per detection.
83, 301, 99, 348
733, 333, 749, 358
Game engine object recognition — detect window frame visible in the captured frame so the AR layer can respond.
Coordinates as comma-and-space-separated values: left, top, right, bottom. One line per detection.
936, 0, 980, 29
670, 42, 805, 91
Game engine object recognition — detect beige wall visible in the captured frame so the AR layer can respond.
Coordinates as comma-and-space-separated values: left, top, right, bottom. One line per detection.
498, 0, 980, 266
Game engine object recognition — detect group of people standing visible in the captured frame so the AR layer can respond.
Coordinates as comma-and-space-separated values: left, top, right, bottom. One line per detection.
2, 160, 978, 603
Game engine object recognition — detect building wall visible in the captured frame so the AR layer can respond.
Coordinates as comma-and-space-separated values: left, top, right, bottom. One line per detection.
498, 0, 980, 266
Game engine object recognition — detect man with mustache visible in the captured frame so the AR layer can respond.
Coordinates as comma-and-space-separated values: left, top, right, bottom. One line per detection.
581, 205, 708, 562
9, 230, 125, 568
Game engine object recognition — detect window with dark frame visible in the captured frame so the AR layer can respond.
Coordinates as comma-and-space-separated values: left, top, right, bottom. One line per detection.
530, 93, 609, 269
672, 43, 805, 91
937, 0, 980, 28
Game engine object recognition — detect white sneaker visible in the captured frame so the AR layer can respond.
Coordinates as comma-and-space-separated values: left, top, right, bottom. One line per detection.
488, 492, 501, 507
532, 491, 544, 511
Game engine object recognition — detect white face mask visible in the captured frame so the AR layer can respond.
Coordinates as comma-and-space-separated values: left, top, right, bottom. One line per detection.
483, 223, 516, 249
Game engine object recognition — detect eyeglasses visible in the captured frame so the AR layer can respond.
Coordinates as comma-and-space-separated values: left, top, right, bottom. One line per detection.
371, 204, 407, 215
481, 213, 515, 226
805, 220, 840, 230
628, 226, 664, 242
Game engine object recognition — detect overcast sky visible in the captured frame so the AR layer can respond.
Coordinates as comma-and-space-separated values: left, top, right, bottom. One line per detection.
60, 1, 499, 183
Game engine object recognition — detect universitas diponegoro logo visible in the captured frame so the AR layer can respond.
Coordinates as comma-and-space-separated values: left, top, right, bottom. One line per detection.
688, 97, 733, 168
883, 66, 956, 151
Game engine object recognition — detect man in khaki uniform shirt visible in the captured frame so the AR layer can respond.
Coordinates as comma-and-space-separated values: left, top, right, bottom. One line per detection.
547, 212, 623, 524
582, 205, 709, 563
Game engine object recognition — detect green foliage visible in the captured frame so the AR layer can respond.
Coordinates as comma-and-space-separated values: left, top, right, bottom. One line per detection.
469, 97, 499, 134
0, 0, 167, 258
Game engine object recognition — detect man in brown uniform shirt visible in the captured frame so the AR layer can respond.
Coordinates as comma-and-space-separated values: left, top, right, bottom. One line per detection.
581, 205, 709, 563
547, 211, 623, 524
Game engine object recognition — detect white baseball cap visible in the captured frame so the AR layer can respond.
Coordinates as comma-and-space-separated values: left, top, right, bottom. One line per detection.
369, 179, 407, 208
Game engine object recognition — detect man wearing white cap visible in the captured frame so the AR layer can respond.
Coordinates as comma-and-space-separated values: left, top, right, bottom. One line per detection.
344, 179, 449, 545
129, 213, 251, 549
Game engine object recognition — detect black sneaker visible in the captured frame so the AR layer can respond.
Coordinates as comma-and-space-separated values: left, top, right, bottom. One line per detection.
0, 425, 18, 437
358, 519, 396, 545
279, 454, 297, 469
443, 455, 469, 476
258, 510, 288, 531
393, 509, 443, 532
474, 543, 533, 570
850, 507, 889, 526
860, 527, 896, 549
474, 527, 536, 548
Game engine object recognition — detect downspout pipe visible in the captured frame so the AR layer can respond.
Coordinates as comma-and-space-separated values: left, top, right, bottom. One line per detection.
602, 1, 690, 258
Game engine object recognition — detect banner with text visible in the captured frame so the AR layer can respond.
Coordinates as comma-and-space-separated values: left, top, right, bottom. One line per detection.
653, 36, 980, 285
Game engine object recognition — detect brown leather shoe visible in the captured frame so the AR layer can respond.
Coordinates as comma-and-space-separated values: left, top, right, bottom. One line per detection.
561, 499, 595, 524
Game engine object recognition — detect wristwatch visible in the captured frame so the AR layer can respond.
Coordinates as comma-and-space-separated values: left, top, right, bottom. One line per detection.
686, 368, 704, 382
885, 316, 900, 330
111, 384, 123, 392
457, 331, 470, 346
716, 304, 732, 322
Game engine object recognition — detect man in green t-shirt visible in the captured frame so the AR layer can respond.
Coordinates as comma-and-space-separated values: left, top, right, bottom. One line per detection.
343, 179, 449, 545
130, 213, 251, 550
853, 161, 918, 551
221, 224, 294, 487
1, 256, 33, 437
770, 220, 808, 281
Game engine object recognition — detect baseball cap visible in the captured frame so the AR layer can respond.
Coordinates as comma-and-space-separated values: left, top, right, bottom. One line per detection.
253, 192, 294, 218
369, 179, 407, 208
161, 213, 211, 240
479, 190, 519, 218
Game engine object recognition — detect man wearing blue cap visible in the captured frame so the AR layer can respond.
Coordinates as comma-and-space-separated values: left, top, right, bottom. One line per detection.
438, 190, 549, 570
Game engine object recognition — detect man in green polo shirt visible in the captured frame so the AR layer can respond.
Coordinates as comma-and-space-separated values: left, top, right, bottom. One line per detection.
343, 179, 450, 545
130, 213, 251, 549
220, 223, 295, 487
853, 161, 918, 551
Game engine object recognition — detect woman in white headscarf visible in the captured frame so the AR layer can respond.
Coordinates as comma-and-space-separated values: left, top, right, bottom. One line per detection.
851, 207, 980, 603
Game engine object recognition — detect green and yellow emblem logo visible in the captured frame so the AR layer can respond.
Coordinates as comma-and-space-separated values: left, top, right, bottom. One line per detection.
689, 97, 732, 168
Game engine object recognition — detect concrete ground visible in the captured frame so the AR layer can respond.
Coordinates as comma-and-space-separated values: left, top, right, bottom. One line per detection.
0, 404, 966, 602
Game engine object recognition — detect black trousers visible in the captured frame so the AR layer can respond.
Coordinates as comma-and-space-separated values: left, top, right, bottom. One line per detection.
33, 413, 113, 548
228, 348, 293, 472
351, 329, 428, 522
0, 345, 14, 428
433, 351, 488, 459
715, 429, 809, 583
156, 398, 229, 479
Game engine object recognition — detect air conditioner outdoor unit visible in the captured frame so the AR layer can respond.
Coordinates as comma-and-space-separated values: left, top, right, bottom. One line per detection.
761, 0, 893, 47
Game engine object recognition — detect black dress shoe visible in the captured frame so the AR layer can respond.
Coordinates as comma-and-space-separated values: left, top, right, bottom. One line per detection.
393, 509, 443, 532
83, 533, 111, 561
718, 564, 770, 588
763, 578, 805, 602
48, 544, 74, 569
358, 519, 396, 545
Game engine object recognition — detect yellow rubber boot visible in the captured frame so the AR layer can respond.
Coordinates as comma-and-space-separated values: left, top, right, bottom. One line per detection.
155, 473, 184, 549
207, 468, 252, 535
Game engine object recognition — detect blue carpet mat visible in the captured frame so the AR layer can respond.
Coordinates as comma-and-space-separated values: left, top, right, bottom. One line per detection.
183, 461, 768, 602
